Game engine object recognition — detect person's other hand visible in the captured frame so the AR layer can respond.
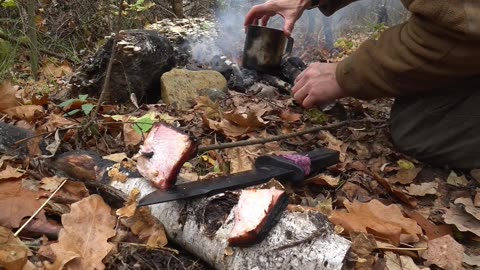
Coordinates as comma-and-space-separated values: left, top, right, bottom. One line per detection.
244, 0, 311, 36
292, 62, 346, 108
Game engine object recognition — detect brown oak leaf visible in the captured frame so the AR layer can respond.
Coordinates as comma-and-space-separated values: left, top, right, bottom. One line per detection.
0, 180, 47, 228
329, 199, 422, 246
0, 226, 30, 269
49, 195, 116, 270
0, 166, 25, 180
3, 105, 44, 121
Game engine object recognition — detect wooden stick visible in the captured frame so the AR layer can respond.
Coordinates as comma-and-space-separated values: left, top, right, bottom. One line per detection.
14, 178, 67, 237
197, 120, 361, 152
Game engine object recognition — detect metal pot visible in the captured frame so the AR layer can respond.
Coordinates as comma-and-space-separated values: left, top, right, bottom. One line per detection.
242, 25, 294, 74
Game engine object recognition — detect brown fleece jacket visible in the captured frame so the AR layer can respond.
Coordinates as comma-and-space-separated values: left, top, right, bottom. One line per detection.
319, 0, 480, 99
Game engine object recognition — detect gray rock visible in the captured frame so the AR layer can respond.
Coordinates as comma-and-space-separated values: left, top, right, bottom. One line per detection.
161, 69, 228, 109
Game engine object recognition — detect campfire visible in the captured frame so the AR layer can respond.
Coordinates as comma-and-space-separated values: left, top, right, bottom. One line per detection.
69, 17, 310, 107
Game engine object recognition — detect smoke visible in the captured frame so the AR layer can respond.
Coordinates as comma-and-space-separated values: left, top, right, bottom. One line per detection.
186, 8, 247, 64
187, 0, 407, 63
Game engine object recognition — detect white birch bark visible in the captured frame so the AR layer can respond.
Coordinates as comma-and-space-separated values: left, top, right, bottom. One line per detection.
111, 177, 351, 270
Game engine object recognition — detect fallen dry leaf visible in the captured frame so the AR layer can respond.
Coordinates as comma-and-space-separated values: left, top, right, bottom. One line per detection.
54, 181, 90, 203
339, 181, 372, 202
0, 166, 25, 180
194, 95, 222, 120
206, 118, 254, 137
329, 199, 422, 246
471, 169, 480, 183
446, 171, 468, 187
3, 105, 44, 121
103, 153, 128, 163
421, 235, 464, 270
49, 195, 116, 270
40, 176, 65, 192
463, 253, 480, 267
454, 197, 480, 220
389, 168, 422, 185
403, 209, 453, 241
224, 146, 257, 173
349, 232, 376, 269
374, 173, 418, 208
404, 182, 438, 197
443, 203, 480, 237
0, 180, 47, 228
385, 251, 421, 270
146, 224, 169, 249
120, 207, 168, 249
0, 226, 30, 269
279, 110, 302, 122
123, 121, 143, 147
320, 131, 348, 162
38, 114, 77, 133
351, 141, 370, 160
0, 82, 20, 111
307, 173, 340, 188
116, 188, 140, 218
223, 109, 267, 128
0, 155, 15, 168
41, 61, 73, 78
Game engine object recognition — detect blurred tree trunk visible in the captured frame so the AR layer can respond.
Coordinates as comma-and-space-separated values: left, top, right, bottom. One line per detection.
23, 0, 39, 79
171, 0, 184, 18
322, 16, 333, 50
377, 0, 389, 24
304, 11, 315, 47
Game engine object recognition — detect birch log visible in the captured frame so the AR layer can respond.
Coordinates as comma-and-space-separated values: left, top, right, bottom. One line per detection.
111, 177, 351, 270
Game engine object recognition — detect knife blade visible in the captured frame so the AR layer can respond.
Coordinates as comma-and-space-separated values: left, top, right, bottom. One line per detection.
138, 148, 339, 206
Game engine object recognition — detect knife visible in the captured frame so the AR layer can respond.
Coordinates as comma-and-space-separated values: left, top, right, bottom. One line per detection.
138, 148, 339, 206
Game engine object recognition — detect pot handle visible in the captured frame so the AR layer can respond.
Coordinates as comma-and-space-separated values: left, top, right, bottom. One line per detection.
284, 37, 294, 57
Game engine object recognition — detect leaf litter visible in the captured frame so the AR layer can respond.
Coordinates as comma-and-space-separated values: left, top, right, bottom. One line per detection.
0, 30, 479, 270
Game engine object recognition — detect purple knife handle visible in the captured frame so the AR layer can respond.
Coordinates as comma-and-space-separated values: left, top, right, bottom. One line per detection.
254, 148, 339, 182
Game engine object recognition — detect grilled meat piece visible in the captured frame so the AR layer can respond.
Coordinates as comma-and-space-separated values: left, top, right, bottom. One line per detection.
137, 124, 197, 189
228, 187, 287, 246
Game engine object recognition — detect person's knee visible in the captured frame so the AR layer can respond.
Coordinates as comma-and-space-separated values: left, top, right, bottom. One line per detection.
389, 95, 480, 169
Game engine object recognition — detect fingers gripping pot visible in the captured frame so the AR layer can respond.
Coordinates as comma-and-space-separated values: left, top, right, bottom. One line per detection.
242, 25, 294, 74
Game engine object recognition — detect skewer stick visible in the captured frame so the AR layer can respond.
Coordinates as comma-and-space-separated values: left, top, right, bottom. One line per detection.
14, 178, 68, 237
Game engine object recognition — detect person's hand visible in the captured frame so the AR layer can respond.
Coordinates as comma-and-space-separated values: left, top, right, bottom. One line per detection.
292, 62, 346, 108
244, 0, 311, 36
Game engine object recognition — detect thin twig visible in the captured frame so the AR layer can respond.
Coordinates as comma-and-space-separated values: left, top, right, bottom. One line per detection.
90, 0, 124, 122
197, 120, 367, 152
14, 178, 68, 237
13, 125, 80, 145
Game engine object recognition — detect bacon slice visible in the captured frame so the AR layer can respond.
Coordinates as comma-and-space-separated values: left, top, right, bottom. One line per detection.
137, 124, 197, 190
228, 187, 287, 246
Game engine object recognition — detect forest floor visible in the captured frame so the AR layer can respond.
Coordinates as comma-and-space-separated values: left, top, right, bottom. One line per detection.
0, 18, 479, 270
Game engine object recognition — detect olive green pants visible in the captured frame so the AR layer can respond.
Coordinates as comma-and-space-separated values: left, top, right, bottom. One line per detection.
390, 89, 480, 169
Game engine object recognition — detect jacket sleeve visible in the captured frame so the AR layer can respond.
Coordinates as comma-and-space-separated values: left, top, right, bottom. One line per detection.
335, 1, 480, 99
318, 0, 358, 16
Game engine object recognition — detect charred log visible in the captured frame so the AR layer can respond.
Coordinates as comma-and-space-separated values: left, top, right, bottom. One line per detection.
69, 30, 175, 104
